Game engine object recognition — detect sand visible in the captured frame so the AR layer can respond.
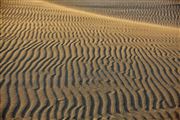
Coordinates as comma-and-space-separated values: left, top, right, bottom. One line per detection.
0, 0, 180, 120
50, 0, 180, 27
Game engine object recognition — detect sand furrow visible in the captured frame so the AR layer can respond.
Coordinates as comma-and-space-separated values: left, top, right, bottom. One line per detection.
1, 0, 180, 119
142, 47, 179, 106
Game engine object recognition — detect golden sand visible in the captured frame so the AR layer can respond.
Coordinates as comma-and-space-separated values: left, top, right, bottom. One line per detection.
0, 0, 180, 119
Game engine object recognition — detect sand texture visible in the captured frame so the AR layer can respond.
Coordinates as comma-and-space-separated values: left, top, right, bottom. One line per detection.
0, 0, 180, 120
50, 0, 180, 27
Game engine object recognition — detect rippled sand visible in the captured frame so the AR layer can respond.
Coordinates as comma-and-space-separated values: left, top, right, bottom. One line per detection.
1, 0, 180, 119
51, 0, 180, 27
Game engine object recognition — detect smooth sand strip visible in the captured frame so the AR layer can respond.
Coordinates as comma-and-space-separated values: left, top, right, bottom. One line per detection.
43, 0, 180, 30
47, 0, 180, 27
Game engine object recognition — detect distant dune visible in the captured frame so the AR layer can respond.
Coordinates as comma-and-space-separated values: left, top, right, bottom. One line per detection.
0, 0, 180, 120
49, 0, 180, 27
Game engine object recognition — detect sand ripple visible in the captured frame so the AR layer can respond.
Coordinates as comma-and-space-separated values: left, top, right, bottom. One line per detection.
1, 0, 180, 119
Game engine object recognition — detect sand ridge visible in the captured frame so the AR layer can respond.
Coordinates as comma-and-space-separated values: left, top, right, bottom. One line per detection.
42, 0, 179, 30
0, 0, 180, 120
49, 0, 180, 27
